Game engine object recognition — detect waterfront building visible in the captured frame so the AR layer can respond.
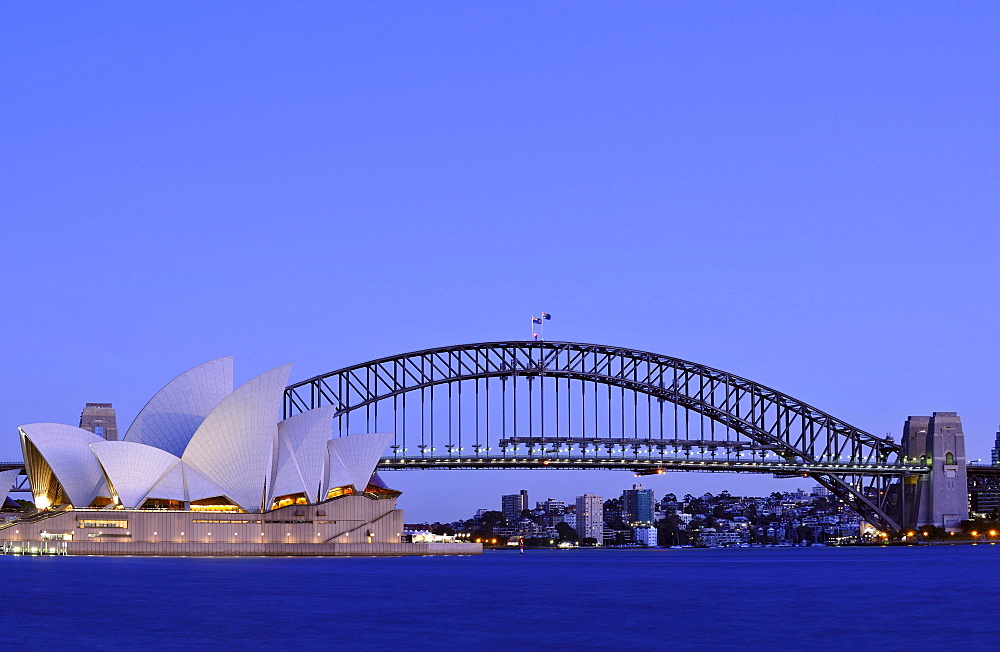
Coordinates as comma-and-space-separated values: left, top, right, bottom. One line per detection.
992, 429, 1000, 467
575, 494, 603, 542
2, 358, 479, 557
698, 529, 743, 547
633, 526, 658, 547
622, 484, 654, 526
79, 403, 118, 441
502, 490, 529, 524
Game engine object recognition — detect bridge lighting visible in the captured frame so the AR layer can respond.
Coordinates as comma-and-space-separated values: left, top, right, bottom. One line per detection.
991, 530, 997, 537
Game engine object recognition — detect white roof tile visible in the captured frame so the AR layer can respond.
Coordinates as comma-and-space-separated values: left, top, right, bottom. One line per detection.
123, 357, 233, 457
19, 424, 109, 507
90, 441, 181, 509
328, 432, 393, 492
274, 406, 337, 502
182, 364, 292, 512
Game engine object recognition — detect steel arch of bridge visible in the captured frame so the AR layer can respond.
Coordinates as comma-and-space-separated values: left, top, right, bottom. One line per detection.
284, 341, 924, 531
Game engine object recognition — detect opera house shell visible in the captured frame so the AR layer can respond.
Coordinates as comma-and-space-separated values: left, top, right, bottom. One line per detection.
1, 359, 478, 557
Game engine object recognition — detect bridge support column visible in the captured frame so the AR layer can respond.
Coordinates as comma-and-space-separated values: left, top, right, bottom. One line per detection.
902, 412, 969, 531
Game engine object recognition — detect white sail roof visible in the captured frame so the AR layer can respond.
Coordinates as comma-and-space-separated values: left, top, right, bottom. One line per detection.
271, 447, 300, 499
146, 460, 186, 501
325, 439, 352, 494
182, 462, 229, 502
328, 433, 393, 492
182, 363, 292, 512
19, 423, 109, 508
123, 357, 233, 457
274, 406, 337, 502
0, 468, 20, 506
90, 441, 181, 509
143, 460, 229, 504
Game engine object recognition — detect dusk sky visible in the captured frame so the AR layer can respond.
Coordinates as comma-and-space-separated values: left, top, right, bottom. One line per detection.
3, 4, 998, 521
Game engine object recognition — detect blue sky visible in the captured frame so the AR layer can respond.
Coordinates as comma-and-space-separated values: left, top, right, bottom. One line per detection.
2, 3, 998, 521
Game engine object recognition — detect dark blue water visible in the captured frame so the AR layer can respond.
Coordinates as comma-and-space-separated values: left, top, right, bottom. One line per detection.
5, 545, 999, 649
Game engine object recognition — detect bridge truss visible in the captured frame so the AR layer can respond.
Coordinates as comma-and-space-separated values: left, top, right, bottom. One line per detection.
285, 341, 926, 532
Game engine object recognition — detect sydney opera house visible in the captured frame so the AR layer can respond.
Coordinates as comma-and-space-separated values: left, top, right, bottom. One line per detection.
0, 358, 479, 556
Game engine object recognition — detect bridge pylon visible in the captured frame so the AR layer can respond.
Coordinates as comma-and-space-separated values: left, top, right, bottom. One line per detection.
901, 412, 969, 531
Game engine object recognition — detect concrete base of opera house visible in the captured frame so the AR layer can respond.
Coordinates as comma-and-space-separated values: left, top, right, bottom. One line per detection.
0, 495, 482, 557
1, 541, 482, 557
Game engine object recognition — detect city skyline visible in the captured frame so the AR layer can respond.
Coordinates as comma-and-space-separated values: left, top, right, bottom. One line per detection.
5, 4, 999, 648
412, 480, 878, 548
4, 4, 999, 521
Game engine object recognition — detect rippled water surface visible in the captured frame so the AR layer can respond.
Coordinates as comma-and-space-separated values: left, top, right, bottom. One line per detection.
5, 545, 999, 650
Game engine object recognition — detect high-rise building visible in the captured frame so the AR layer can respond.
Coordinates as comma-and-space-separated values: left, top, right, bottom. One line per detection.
622, 484, 655, 526
79, 403, 118, 441
537, 498, 565, 514
501, 490, 529, 524
973, 428, 1000, 516
575, 494, 603, 542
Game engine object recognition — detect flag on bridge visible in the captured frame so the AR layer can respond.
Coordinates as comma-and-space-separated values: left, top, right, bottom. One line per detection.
532, 316, 542, 324
541, 313, 551, 320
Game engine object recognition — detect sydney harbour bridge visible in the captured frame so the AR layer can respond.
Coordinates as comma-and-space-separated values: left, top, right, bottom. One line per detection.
5, 340, 990, 534
282, 340, 969, 534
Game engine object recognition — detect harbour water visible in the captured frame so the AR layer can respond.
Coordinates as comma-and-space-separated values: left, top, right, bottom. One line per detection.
6, 545, 999, 649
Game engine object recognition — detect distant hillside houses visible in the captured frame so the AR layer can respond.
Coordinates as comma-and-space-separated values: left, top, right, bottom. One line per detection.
410, 483, 866, 547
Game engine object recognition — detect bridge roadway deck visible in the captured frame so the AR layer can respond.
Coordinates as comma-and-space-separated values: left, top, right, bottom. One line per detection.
379, 456, 928, 476
968, 465, 1000, 476
0, 458, 929, 478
